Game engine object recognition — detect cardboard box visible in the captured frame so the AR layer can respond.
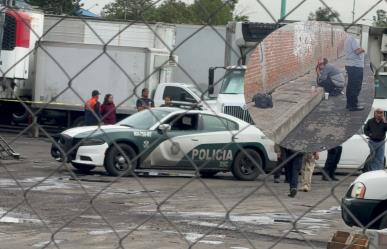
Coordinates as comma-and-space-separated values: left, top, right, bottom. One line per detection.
328, 231, 369, 249
366, 229, 387, 249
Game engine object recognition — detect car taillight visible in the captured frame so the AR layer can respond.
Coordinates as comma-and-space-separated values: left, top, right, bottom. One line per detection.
351, 182, 366, 199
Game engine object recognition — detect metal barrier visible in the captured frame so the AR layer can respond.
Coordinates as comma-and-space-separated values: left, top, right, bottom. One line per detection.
1, 0, 387, 248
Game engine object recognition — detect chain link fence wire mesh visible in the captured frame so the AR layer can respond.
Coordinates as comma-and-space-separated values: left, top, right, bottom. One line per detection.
0, 0, 387, 248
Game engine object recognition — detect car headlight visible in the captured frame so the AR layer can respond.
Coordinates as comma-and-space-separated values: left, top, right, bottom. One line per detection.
351, 182, 366, 199
79, 138, 105, 146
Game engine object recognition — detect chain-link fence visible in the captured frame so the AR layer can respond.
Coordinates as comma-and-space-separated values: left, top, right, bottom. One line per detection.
1, 0, 387, 248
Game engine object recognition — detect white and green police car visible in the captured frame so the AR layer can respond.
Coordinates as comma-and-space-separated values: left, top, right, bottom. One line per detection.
51, 107, 278, 180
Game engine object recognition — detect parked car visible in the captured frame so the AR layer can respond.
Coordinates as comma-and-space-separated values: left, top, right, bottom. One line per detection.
317, 133, 386, 170
342, 170, 387, 229
51, 107, 278, 180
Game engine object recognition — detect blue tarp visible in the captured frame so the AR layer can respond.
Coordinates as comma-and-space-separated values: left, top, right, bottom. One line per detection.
75, 8, 99, 17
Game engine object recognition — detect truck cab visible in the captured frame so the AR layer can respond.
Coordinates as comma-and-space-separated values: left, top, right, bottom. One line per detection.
211, 66, 253, 123
207, 22, 283, 124
153, 82, 217, 111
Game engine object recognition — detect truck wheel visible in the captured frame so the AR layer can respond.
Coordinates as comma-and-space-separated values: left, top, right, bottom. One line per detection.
105, 144, 137, 177
72, 116, 85, 127
200, 171, 219, 178
71, 162, 96, 173
11, 99, 30, 123
12, 108, 29, 123
231, 149, 262, 181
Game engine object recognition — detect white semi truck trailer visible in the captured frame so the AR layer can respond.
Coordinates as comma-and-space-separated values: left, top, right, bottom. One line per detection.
0, 8, 177, 128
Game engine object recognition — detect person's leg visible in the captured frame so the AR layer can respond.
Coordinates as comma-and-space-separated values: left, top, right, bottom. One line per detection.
289, 153, 303, 197
273, 162, 283, 183
300, 156, 307, 191
375, 141, 385, 170
368, 140, 379, 171
331, 146, 342, 180
352, 67, 364, 107
300, 154, 313, 191
306, 158, 315, 190
345, 66, 355, 108
323, 148, 335, 180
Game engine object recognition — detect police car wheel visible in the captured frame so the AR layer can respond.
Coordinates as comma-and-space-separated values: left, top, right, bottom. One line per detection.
105, 144, 137, 177
232, 149, 262, 181
71, 162, 96, 173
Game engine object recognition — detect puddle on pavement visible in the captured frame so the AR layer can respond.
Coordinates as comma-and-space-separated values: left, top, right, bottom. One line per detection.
0, 177, 74, 191
157, 207, 339, 237
32, 240, 63, 247
164, 230, 225, 245
0, 208, 43, 224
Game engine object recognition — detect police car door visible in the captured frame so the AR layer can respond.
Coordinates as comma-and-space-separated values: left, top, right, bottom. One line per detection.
148, 113, 202, 167
191, 114, 236, 169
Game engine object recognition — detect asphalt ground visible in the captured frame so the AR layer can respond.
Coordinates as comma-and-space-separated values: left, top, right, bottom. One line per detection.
0, 132, 366, 249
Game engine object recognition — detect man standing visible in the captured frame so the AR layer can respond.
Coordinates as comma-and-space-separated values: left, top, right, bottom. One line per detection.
300, 152, 319, 192
364, 108, 387, 171
322, 146, 343, 181
136, 88, 154, 112
282, 148, 304, 198
344, 35, 365, 111
84, 90, 101, 126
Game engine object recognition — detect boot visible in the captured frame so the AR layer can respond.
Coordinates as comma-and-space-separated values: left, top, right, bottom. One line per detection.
288, 188, 297, 198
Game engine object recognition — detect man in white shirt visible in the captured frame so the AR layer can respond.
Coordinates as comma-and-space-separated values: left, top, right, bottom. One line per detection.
344, 35, 365, 112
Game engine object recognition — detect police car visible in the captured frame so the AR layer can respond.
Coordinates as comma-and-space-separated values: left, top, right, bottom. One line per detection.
342, 170, 387, 229
51, 107, 278, 180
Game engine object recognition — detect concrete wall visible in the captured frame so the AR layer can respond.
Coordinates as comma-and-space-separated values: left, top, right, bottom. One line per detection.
244, 22, 347, 101
172, 24, 227, 91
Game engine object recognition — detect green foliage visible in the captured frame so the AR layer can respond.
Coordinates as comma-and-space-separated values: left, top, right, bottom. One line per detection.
373, 9, 387, 27
26, 0, 81, 15
308, 6, 340, 22
103, 0, 156, 21
146, 0, 194, 24
103, 0, 245, 24
190, 0, 234, 25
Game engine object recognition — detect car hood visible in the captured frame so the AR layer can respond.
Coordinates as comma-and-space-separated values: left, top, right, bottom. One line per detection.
62, 125, 133, 138
353, 170, 387, 200
216, 93, 246, 106
355, 170, 387, 182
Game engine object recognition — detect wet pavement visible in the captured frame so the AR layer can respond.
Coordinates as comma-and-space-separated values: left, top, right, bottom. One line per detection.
0, 132, 365, 248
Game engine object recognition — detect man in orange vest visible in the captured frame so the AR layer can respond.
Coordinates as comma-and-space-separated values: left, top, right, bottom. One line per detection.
84, 90, 101, 126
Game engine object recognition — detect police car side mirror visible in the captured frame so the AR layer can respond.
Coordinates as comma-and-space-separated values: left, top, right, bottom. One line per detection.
158, 124, 171, 133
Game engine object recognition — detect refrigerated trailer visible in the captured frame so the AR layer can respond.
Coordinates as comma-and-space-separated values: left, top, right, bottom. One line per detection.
0, 11, 177, 128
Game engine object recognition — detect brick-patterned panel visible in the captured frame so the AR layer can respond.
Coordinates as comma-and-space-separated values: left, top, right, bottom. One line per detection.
245, 21, 347, 102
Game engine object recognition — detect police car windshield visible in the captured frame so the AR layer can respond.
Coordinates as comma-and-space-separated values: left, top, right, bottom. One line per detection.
219, 70, 245, 94
118, 109, 172, 130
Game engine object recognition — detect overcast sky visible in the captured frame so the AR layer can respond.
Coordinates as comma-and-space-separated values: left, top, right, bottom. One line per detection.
81, 0, 386, 25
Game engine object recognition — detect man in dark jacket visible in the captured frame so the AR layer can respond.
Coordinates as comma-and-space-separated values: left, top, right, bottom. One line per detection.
364, 108, 387, 171
136, 88, 154, 112
84, 90, 101, 126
